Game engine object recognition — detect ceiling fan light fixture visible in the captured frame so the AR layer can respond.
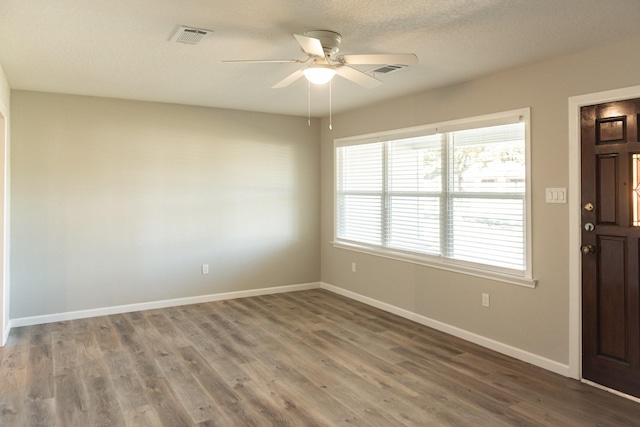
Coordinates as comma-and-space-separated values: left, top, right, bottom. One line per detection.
303, 64, 337, 85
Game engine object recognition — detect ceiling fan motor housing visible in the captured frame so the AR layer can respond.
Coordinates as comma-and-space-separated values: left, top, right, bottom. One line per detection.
303, 30, 342, 57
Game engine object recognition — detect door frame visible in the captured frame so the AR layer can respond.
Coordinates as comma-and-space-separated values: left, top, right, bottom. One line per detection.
568, 84, 640, 380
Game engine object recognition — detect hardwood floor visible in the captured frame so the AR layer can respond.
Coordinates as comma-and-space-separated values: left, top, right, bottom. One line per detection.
1, 289, 639, 426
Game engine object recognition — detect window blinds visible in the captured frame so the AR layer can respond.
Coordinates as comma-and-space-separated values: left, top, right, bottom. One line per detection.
336, 120, 526, 275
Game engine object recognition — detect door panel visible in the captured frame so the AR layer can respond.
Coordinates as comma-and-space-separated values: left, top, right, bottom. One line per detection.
596, 154, 617, 224
596, 235, 626, 362
581, 99, 640, 398
596, 116, 626, 145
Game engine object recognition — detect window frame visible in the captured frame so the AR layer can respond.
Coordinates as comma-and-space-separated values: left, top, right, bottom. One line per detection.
333, 108, 535, 288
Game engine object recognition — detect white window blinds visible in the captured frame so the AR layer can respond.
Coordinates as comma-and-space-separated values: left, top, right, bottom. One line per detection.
335, 111, 530, 279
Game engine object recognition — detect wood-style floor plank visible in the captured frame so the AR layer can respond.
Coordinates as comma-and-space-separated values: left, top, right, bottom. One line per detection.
230, 299, 427, 425
1, 289, 640, 426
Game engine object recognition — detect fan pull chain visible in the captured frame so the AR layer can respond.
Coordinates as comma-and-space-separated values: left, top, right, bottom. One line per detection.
329, 80, 333, 130
307, 80, 311, 126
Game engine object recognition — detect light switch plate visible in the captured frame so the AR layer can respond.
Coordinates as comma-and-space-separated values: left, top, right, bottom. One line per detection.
546, 187, 567, 204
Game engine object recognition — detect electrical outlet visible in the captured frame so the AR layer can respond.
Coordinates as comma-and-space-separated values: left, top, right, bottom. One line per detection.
482, 293, 490, 307
352, 262, 356, 273
201, 264, 209, 275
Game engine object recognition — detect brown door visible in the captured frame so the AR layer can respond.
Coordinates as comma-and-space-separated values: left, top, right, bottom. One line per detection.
581, 99, 640, 398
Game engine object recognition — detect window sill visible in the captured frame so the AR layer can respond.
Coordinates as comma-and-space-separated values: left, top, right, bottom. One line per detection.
332, 241, 537, 289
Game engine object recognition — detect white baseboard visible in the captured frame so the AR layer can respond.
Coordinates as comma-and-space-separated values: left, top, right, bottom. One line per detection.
10, 282, 321, 328
7, 279, 572, 378
320, 282, 570, 377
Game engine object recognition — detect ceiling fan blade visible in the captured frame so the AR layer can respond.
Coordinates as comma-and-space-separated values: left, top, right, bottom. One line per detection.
294, 34, 325, 57
340, 53, 418, 66
272, 69, 305, 88
222, 59, 303, 63
336, 66, 382, 88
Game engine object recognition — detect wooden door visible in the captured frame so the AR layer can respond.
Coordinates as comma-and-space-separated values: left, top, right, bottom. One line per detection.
581, 99, 640, 398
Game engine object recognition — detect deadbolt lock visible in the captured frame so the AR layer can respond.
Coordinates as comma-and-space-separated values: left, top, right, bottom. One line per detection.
584, 202, 594, 212
584, 222, 595, 232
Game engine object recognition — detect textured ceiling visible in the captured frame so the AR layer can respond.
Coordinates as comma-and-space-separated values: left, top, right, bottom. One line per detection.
2, 0, 640, 117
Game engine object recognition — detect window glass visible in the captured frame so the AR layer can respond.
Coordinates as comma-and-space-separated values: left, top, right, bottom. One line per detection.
335, 111, 530, 280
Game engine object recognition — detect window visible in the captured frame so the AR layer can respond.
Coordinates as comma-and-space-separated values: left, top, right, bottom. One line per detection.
334, 109, 533, 286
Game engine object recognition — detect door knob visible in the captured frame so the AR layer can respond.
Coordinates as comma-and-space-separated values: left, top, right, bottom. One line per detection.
581, 244, 595, 255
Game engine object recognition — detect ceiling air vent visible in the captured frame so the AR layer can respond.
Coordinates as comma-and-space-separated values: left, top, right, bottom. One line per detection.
372, 64, 407, 74
170, 26, 212, 45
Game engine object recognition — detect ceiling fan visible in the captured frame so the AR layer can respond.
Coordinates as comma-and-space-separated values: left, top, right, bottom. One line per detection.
224, 30, 418, 89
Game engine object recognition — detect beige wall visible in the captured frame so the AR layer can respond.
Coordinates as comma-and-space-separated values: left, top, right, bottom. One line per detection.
0, 64, 9, 343
10, 92, 320, 318
320, 35, 640, 365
